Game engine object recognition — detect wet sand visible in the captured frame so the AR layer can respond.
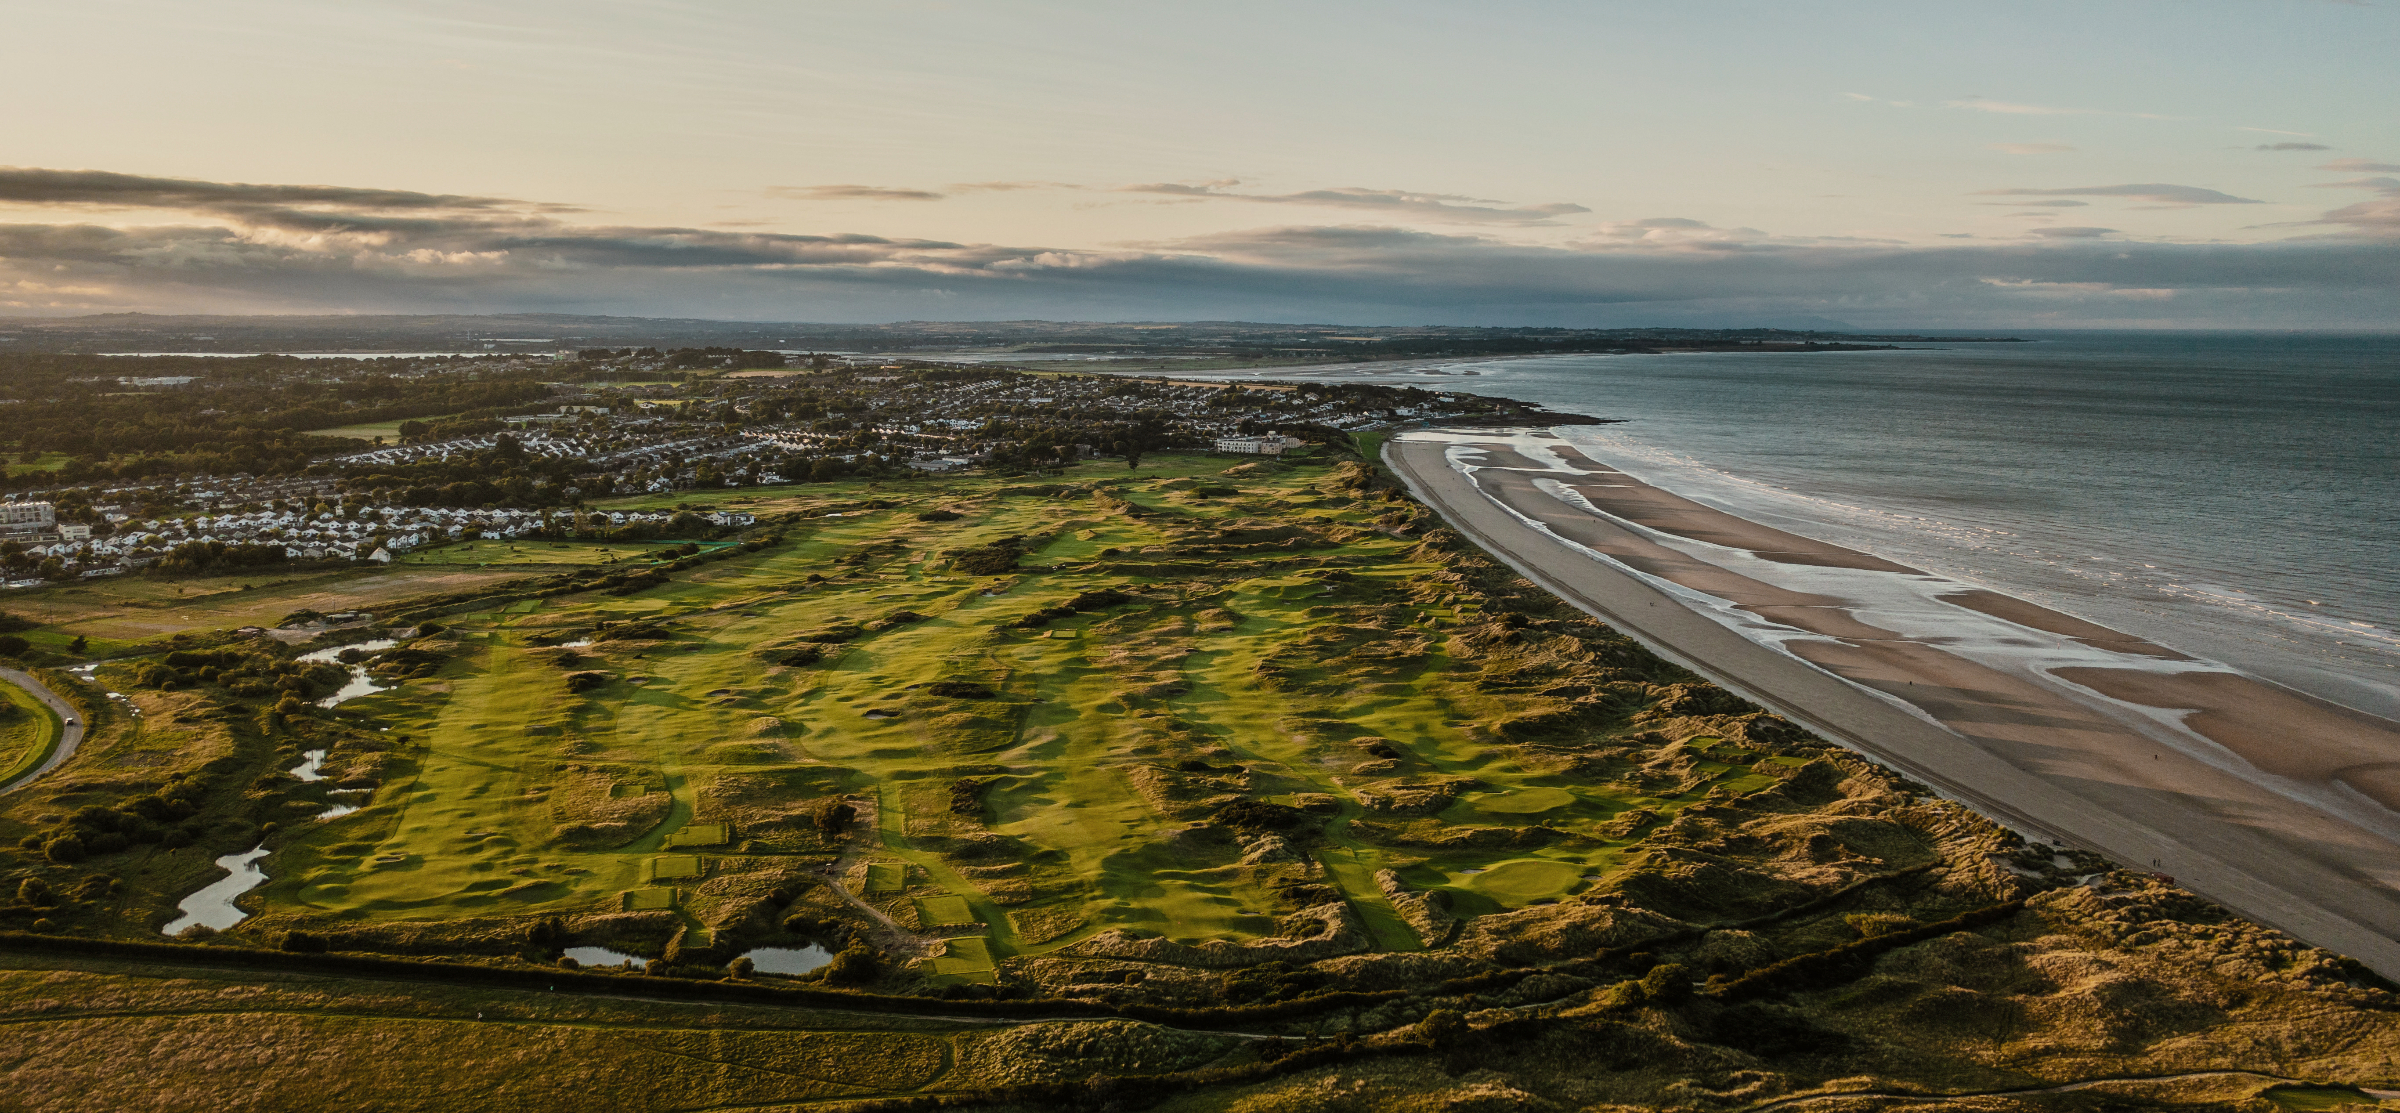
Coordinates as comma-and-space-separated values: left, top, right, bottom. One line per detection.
1389, 431, 2400, 977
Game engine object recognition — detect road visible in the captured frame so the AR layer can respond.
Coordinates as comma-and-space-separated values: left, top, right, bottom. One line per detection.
0, 667, 83, 796
1386, 437, 2400, 980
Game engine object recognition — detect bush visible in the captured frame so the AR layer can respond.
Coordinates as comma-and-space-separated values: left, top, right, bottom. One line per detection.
945, 537, 1025, 576
1639, 962, 1692, 1004
813, 798, 856, 838
280, 930, 329, 953
821, 941, 880, 986
564, 671, 611, 693
727, 956, 755, 980
915, 509, 962, 522
0, 634, 27, 658
17, 877, 54, 906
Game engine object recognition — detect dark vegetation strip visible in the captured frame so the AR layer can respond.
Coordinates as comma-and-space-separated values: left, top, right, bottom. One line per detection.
1707, 900, 2028, 1003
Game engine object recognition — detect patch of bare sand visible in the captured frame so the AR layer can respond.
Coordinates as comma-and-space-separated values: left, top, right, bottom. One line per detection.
2055, 667, 2400, 813
1942, 590, 2190, 661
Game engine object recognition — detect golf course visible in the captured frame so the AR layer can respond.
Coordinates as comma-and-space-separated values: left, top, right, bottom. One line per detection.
223, 452, 1801, 977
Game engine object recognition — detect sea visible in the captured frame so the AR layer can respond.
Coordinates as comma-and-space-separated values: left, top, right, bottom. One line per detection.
1199, 332, 2400, 722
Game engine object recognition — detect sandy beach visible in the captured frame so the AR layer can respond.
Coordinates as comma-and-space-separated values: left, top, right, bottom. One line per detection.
1389, 430, 2400, 977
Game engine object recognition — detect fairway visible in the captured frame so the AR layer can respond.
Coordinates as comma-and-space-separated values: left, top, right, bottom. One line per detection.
232, 453, 1811, 975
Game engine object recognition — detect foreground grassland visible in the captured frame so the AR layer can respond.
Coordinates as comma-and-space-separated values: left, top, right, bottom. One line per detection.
0, 680, 58, 787
3, 455, 2398, 1112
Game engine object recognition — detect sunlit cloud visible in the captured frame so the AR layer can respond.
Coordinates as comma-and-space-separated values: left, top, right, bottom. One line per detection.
2319, 158, 2400, 173
0, 167, 2392, 326
1946, 97, 2169, 119
767, 184, 947, 202
1976, 183, 2264, 206
1113, 180, 1590, 225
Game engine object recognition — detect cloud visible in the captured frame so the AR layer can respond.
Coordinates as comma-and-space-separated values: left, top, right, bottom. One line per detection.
0, 166, 550, 214
1978, 199, 2090, 208
1976, 183, 2265, 206
1990, 143, 2076, 155
2257, 142, 2331, 151
0, 167, 2393, 327
2301, 173, 2400, 238
2240, 127, 2321, 137
1946, 98, 2167, 119
1113, 180, 1589, 225
2320, 158, 2400, 173
767, 184, 947, 202
946, 181, 1082, 193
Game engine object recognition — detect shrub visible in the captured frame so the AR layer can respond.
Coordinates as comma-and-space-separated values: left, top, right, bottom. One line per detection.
280, 930, 329, 953
813, 798, 856, 838
17, 877, 54, 906
727, 956, 755, 980
1639, 963, 1692, 1004
821, 941, 880, 986
925, 680, 994, 700
564, 671, 611, 693
0, 634, 27, 658
915, 509, 962, 522
945, 537, 1025, 575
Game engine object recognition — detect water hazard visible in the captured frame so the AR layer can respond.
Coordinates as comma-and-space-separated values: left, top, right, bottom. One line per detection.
161, 847, 269, 934
298, 639, 398, 708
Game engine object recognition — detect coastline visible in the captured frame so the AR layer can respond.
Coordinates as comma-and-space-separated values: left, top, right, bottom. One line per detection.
1388, 428, 2400, 977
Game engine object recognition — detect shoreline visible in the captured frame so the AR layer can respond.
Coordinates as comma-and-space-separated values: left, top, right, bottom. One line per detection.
1387, 429, 2400, 977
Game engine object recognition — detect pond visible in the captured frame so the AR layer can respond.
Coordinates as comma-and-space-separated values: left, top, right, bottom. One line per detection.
742, 944, 833, 975
563, 945, 646, 967
161, 846, 269, 934
297, 639, 398, 708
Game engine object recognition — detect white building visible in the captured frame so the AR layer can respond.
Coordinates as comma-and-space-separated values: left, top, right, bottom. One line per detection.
0, 501, 55, 539
1213, 433, 1307, 456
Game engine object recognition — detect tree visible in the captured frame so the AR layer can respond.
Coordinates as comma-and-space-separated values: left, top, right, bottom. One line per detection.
67, 635, 87, 655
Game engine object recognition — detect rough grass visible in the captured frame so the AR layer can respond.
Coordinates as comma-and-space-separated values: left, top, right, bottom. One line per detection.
0, 680, 58, 787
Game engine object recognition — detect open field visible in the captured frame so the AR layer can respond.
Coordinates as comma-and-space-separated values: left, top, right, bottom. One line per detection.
2, 451, 69, 477
303, 418, 432, 441
391, 539, 740, 568
0, 567, 536, 655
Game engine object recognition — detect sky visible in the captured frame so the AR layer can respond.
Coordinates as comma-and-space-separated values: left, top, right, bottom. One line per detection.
1, 0, 2395, 329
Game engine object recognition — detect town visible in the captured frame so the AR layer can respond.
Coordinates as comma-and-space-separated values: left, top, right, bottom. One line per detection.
1, 349, 1565, 586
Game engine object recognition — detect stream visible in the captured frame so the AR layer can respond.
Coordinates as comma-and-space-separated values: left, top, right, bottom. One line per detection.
297, 639, 398, 708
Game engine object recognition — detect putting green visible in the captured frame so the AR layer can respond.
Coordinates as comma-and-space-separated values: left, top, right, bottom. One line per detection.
1461, 859, 1586, 906
1468, 787, 1579, 815
918, 895, 975, 927
665, 824, 728, 848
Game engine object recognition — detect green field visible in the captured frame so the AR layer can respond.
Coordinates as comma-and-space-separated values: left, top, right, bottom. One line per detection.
0, 679, 61, 788
304, 419, 423, 442
228, 453, 1821, 975
1, 451, 69, 477
393, 540, 738, 567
